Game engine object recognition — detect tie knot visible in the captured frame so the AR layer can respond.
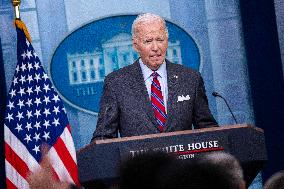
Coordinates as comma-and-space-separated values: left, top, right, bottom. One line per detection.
151, 71, 159, 79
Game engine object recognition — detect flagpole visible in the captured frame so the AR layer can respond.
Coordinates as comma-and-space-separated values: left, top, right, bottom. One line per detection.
11, 0, 32, 43
11, 0, 21, 19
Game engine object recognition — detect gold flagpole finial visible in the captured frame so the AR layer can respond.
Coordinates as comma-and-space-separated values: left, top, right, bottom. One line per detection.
11, 0, 21, 19
11, 0, 32, 43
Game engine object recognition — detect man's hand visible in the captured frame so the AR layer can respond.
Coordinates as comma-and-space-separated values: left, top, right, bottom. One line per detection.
27, 146, 71, 189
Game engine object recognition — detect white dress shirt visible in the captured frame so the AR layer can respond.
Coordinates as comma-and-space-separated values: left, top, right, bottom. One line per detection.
139, 59, 168, 113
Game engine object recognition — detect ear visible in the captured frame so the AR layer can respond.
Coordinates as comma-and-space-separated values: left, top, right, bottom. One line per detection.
132, 37, 139, 52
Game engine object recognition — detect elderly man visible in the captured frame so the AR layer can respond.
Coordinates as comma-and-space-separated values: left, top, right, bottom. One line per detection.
92, 13, 217, 140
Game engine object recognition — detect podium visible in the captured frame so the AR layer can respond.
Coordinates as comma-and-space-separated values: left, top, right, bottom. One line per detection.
77, 124, 267, 187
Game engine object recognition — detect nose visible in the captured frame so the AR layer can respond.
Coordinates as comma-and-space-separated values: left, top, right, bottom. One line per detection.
151, 41, 158, 51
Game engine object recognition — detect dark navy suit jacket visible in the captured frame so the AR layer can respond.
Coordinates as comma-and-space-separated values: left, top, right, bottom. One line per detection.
92, 60, 218, 140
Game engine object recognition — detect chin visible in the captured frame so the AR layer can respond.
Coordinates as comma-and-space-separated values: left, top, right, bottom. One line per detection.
152, 63, 163, 70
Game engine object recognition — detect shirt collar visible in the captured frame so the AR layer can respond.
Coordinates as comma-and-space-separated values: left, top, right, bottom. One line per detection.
139, 58, 167, 81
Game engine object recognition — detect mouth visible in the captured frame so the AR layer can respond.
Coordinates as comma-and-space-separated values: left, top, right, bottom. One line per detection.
150, 54, 162, 59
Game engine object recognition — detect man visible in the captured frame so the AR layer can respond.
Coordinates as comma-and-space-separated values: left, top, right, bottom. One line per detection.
92, 13, 217, 140
157, 152, 246, 189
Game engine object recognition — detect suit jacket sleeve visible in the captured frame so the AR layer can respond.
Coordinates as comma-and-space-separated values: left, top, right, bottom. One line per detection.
192, 73, 218, 128
91, 76, 119, 141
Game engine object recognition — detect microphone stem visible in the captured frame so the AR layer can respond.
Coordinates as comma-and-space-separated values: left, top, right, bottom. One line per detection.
219, 96, 238, 124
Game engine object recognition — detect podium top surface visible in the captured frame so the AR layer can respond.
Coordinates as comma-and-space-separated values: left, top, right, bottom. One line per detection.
78, 124, 263, 154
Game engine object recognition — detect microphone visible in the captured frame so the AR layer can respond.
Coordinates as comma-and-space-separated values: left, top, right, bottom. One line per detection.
212, 91, 238, 124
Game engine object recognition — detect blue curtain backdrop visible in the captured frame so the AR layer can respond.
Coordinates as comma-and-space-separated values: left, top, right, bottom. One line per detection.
0, 37, 7, 188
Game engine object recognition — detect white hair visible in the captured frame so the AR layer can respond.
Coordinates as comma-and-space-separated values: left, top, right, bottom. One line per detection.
131, 13, 169, 39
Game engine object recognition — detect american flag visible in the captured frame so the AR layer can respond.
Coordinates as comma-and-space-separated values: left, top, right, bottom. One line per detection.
4, 23, 80, 188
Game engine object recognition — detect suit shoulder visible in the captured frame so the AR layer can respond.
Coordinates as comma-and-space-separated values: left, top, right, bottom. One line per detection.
168, 62, 201, 78
104, 63, 136, 83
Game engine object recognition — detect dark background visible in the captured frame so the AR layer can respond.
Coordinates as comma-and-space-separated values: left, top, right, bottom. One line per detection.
240, 0, 284, 182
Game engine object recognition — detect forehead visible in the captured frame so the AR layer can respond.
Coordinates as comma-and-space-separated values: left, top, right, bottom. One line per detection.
136, 20, 166, 38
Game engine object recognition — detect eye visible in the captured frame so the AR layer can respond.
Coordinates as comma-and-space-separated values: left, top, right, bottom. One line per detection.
144, 39, 152, 44
156, 38, 165, 42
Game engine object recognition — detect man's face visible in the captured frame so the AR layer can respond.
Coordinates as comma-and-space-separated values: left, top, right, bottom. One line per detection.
133, 20, 168, 70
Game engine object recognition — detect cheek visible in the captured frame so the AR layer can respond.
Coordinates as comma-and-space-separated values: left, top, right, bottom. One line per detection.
141, 48, 151, 56
159, 44, 168, 52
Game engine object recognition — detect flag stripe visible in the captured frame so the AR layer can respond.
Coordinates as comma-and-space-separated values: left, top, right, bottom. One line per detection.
48, 147, 74, 184
6, 178, 18, 189
51, 166, 60, 181
54, 133, 80, 185
66, 124, 71, 133
5, 160, 29, 189
62, 126, 77, 163
5, 126, 39, 172
5, 143, 30, 180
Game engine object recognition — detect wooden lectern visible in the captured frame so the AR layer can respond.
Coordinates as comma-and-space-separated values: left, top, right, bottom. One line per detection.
77, 124, 267, 188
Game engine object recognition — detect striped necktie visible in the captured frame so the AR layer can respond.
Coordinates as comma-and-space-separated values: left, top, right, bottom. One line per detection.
151, 72, 166, 132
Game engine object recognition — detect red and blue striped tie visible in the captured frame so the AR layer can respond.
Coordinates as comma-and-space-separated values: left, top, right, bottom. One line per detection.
151, 72, 167, 132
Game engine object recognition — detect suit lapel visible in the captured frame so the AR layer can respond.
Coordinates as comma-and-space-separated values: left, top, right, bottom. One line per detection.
164, 61, 179, 131
129, 61, 160, 130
